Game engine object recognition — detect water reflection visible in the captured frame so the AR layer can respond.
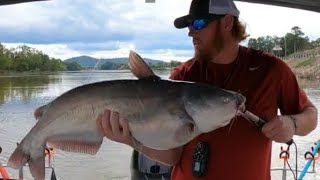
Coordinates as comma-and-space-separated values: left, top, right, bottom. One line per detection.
0, 70, 172, 106
0, 74, 58, 105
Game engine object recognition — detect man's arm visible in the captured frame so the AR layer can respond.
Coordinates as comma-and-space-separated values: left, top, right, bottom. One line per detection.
262, 59, 318, 143
292, 99, 318, 136
262, 99, 317, 143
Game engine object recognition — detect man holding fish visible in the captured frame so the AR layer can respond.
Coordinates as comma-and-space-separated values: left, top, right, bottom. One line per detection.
97, 0, 318, 179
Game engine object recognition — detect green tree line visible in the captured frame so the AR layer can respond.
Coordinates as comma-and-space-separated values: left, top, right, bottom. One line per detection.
0, 43, 82, 72
248, 26, 320, 57
100, 60, 182, 70
148, 60, 182, 69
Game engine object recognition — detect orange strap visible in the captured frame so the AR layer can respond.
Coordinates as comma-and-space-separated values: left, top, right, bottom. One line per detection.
304, 148, 320, 172
0, 163, 9, 180
44, 147, 56, 167
44, 147, 56, 156
279, 146, 290, 168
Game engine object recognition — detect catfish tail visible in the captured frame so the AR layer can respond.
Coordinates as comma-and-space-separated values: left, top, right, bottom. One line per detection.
8, 141, 46, 180
7, 143, 29, 169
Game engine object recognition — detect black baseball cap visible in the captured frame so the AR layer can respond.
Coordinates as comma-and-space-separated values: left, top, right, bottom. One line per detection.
174, 0, 240, 29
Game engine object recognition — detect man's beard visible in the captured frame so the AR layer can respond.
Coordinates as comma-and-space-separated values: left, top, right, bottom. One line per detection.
194, 23, 224, 62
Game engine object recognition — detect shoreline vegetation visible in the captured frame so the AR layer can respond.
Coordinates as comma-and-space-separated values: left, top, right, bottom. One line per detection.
1, 26, 319, 80
289, 59, 320, 80
285, 49, 320, 80
0, 47, 319, 80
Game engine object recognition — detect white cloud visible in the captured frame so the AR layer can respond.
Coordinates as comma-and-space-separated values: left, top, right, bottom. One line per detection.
237, 2, 320, 40
0, 0, 320, 62
3, 43, 82, 59
3, 42, 191, 62
3, 42, 137, 61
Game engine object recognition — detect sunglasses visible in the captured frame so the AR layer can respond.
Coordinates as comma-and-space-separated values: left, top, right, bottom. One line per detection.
188, 15, 225, 31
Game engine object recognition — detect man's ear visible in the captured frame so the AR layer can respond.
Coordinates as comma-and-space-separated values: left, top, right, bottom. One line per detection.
221, 15, 234, 31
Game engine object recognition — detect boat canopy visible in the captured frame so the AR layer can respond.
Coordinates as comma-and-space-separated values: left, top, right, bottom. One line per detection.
0, 0, 46, 6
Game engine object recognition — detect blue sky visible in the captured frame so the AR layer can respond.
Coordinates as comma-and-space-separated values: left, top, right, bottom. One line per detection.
1, 0, 320, 61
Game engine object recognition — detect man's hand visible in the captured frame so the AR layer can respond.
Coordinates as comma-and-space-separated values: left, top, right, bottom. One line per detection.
262, 115, 295, 143
95, 111, 183, 166
96, 109, 133, 146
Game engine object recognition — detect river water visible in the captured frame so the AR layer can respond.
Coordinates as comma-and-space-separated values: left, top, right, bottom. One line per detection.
0, 70, 319, 180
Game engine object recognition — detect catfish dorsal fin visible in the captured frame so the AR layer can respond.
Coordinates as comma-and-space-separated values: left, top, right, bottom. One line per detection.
34, 104, 48, 120
128, 50, 160, 81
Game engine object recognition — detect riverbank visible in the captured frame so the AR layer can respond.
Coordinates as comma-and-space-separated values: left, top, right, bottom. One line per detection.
286, 56, 320, 80
0, 70, 59, 75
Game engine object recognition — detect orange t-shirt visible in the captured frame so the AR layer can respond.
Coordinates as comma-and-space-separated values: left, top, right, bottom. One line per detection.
169, 46, 308, 180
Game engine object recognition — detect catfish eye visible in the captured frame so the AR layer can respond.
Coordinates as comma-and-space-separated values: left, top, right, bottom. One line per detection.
223, 97, 230, 103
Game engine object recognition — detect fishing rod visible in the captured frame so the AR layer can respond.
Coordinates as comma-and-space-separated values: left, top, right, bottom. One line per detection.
84, 58, 102, 83
241, 110, 294, 145
298, 140, 320, 180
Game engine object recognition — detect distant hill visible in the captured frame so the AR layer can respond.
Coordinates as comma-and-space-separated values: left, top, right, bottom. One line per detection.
64, 55, 165, 68
65, 56, 99, 67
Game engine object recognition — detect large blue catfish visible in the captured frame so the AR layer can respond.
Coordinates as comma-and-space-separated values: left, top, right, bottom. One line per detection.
8, 51, 246, 180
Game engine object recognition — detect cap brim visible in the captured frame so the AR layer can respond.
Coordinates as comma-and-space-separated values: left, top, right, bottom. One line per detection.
174, 14, 224, 29
174, 15, 193, 29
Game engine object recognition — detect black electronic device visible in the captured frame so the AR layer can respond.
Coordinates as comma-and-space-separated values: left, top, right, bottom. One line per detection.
192, 142, 209, 177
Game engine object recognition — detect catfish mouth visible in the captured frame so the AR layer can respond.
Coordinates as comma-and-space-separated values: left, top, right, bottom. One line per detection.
235, 93, 246, 116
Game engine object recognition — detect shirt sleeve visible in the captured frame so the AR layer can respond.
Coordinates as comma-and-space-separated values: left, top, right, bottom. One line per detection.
278, 60, 309, 114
